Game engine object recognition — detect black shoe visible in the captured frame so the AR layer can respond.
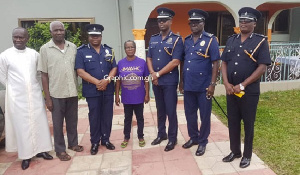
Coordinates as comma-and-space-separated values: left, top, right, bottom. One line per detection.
164, 141, 177, 152
36, 152, 53, 160
90, 144, 99, 155
102, 141, 115, 150
151, 136, 167, 145
182, 139, 198, 149
195, 145, 206, 156
21, 159, 31, 170
222, 152, 242, 162
240, 157, 251, 168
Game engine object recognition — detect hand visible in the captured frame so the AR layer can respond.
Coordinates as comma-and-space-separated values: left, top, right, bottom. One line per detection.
206, 85, 215, 99
151, 72, 158, 81
179, 81, 184, 94
45, 98, 53, 111
98, 79, 109, 91
224, 83, 234, 95
144, 94, 150, 104
233, 84, 241, 94
115, 95, 120, 106
152, 79, 158, 86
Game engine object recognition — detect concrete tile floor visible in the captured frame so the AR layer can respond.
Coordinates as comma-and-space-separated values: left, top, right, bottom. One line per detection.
0, 98, 276, 175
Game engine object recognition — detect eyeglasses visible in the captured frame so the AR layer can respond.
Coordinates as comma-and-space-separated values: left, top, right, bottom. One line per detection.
157, 18, 170, 23
239, 18, 255, 23
125, 46, 136, 50
188, 20, 204, 26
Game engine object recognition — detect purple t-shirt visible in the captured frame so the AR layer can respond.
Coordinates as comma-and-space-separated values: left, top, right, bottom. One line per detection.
117, 56, 149, 104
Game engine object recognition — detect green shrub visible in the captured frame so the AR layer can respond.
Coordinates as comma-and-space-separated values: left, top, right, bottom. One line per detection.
27, 22, 81, 52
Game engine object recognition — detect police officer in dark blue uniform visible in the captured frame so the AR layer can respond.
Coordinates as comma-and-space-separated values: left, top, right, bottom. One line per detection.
221, 7, 271, 168
75, 24, 117, 155
147, 7, 184, 152
179, 9, 220, 156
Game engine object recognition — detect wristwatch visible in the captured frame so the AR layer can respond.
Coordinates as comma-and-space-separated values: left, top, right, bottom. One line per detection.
239, 83, 245, 90
156, 72, 160, 78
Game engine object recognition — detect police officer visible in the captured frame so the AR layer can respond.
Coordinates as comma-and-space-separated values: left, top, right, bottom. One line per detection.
179, 9, 220, 156
147, 7, 184, 151
221, 7, 271, 168
75, 24, 117, 155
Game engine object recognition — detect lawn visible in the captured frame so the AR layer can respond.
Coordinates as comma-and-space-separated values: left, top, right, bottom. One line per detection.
212, 90, 300, 175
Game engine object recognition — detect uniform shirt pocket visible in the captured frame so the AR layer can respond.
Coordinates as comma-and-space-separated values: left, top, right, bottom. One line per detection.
83, 58, 97, 70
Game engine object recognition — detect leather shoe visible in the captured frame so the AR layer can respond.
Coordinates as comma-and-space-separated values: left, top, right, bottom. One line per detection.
21, 159, 31, 170
195, 145, 206, 156
164, 141, 177, 152
36, 152, 53, 160
102, 141, 115, 150
182, 139, 198, 149
90, 144, 99, 155
240, 157, 251, 168
222, 152, 242, 162
151, 136, 167, 145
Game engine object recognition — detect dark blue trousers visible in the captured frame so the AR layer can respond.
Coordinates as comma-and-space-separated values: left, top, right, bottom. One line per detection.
184, 91, 212, 146
86, 95, 113, 144
226, 94, 259, 158
152, 85, 178, 142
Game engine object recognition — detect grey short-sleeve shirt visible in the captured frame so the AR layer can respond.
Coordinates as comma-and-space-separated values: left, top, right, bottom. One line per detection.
38, 39, 78, 98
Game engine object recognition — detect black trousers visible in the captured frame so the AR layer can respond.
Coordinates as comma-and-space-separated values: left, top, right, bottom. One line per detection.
51, 96, 78, 153
226, 94, 259, 158
123, 103, 144, 140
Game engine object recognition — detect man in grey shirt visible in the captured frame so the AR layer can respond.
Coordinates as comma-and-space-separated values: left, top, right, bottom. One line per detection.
38, 21, 83, 161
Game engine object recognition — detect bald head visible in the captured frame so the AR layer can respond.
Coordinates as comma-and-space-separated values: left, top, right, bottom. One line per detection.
12, 27, 29, 50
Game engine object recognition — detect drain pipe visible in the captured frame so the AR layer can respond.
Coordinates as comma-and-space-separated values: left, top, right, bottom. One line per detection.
116, 0, 123, 60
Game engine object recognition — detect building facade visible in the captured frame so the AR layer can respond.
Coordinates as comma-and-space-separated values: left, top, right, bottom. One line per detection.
0, 0, 300, 60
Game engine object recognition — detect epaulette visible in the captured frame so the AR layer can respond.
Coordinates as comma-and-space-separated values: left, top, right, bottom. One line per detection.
185, 34, 192, 40
203, 32, 214, 38
171, 33, 180, 37
103, 44, 112, 49
253, 33, 268, 38
228, 34, 238, 38
151, 33, 160, 37
77, 44, 86, 50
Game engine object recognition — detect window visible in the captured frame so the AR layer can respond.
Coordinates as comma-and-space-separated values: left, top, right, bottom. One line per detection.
272, 10, 290, 34
19, 18, 95, 44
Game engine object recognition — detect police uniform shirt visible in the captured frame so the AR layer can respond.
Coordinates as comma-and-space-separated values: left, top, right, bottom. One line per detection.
75, 44, 117, 97
147, 31, 184, 85
183, 32, 220, 92
221, 33, 271, 94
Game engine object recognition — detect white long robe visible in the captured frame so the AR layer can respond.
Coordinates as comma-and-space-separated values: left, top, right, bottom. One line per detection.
0, 47, 52, 159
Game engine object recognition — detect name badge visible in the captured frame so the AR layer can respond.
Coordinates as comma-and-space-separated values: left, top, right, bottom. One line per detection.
85, 55, 92, 58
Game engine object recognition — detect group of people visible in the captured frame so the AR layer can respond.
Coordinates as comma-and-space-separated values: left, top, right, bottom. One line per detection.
0, 5, 270, 171
146, 6, 270, 169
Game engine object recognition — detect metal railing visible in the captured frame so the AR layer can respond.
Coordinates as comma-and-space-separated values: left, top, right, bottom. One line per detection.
216, 43, 300, 84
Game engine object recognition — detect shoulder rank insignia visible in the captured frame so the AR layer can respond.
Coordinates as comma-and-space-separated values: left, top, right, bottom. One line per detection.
152, 33, 159, 37
228, 34, 238, 38
254, 33, 267, 38
77, 44, 86, 50
185, 34, 192, 40
104, 44, 112, 49
204, 32, 214, 38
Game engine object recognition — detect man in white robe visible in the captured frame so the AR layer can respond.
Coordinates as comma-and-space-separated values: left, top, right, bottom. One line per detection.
0, 27, 53, 170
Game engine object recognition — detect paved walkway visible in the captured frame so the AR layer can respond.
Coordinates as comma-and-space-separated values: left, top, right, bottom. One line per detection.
0, 97, 276, 175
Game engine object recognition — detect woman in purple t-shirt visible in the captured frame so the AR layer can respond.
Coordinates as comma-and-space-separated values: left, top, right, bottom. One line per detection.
115, 40, 150, 148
